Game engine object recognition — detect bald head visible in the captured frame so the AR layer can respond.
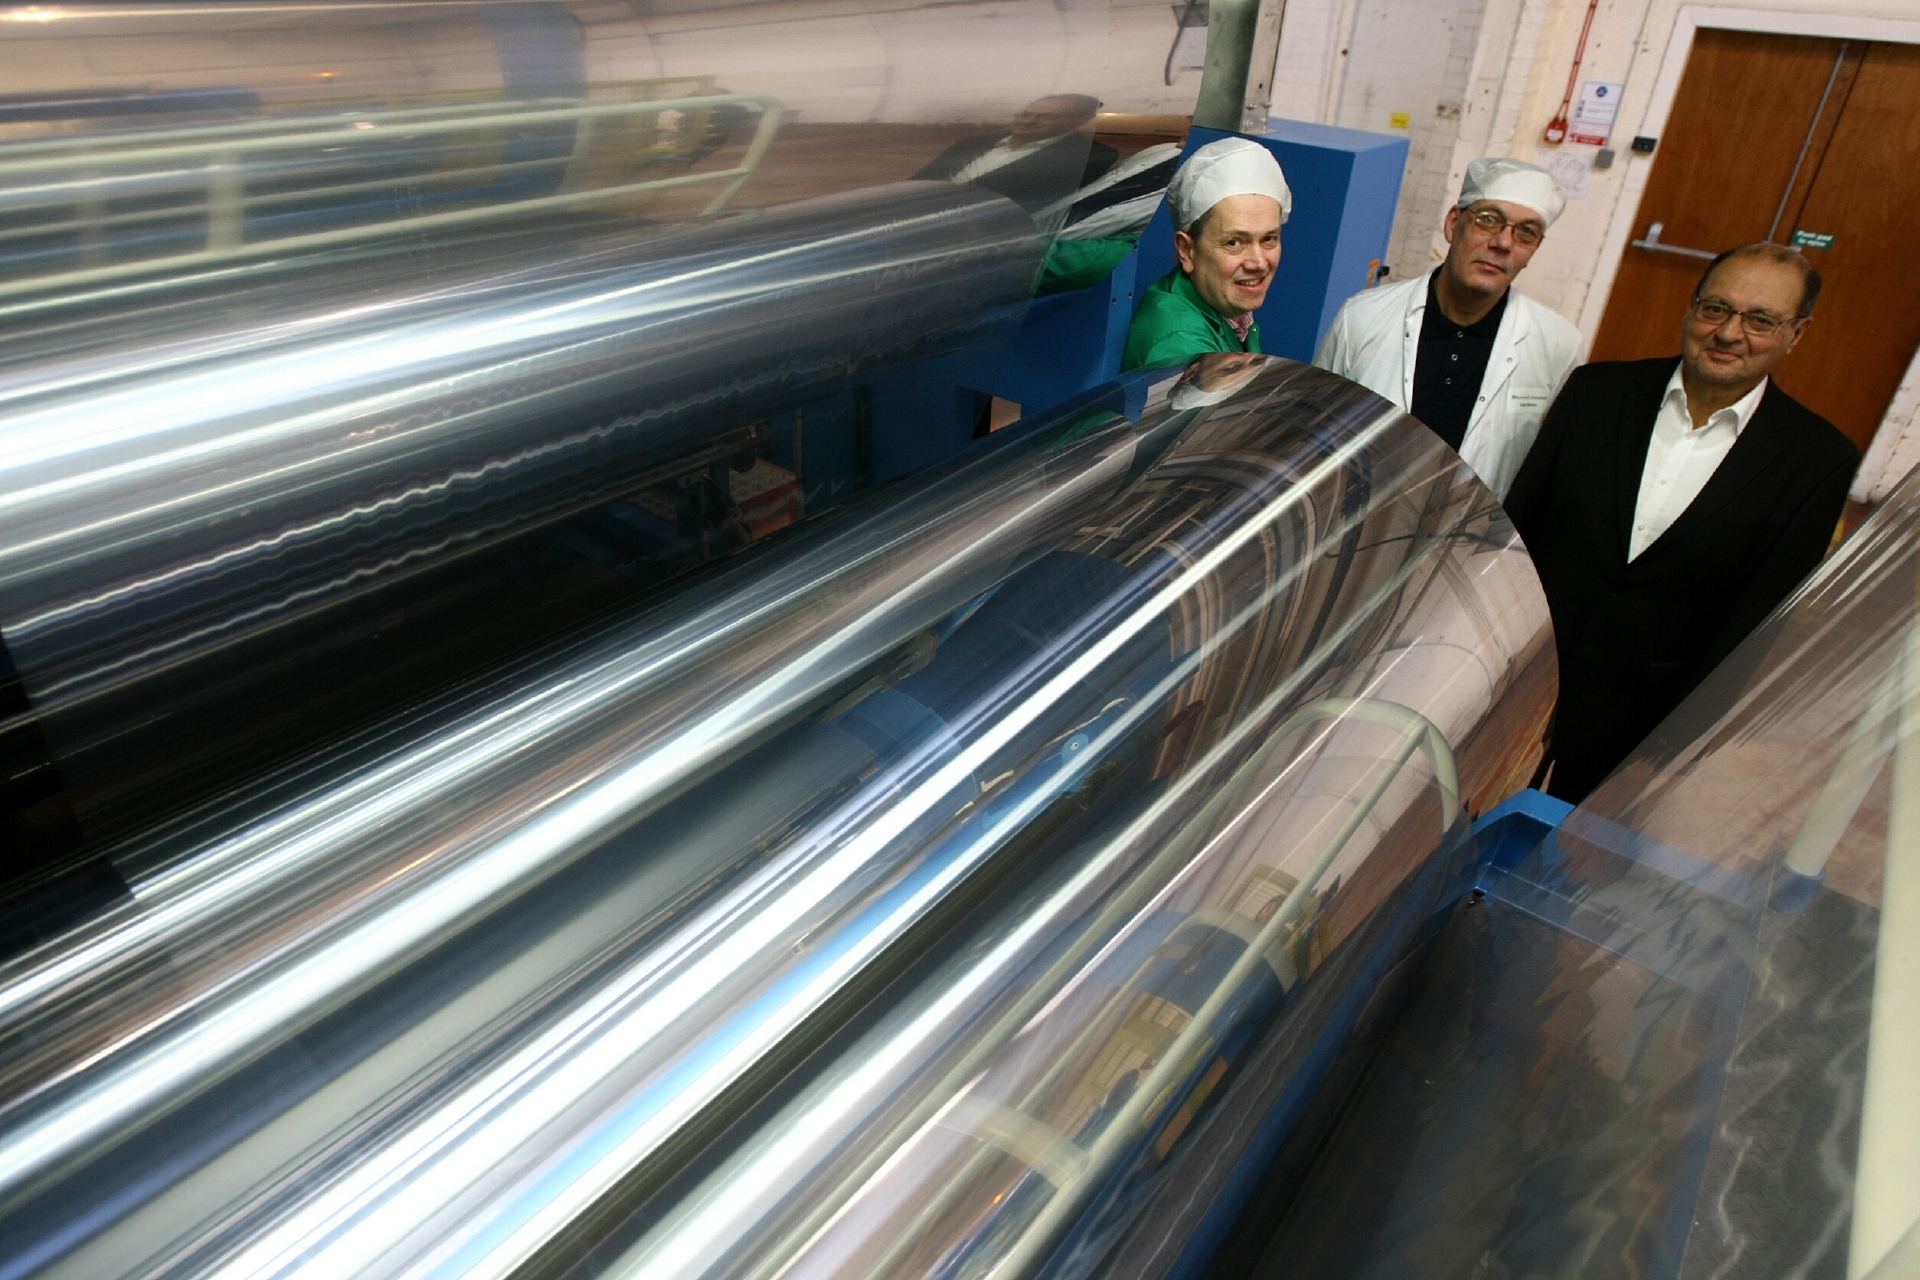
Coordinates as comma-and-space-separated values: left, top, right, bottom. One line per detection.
1697, 242, 1823, 319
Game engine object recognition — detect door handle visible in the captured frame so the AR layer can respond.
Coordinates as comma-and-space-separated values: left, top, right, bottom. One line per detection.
1630, 221, 1717, 261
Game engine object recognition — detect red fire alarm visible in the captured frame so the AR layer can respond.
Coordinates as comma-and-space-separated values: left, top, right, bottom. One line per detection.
1543, 0, 1600, 145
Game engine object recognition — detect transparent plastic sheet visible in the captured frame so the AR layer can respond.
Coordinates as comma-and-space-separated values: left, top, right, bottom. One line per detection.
0, 372, 1138, 1280
0, 0, 1112, 873
567, 358, 1556, 1280
0, 181, 1040, 846
1247, 468, 1920, 1280
0, 358, 1552, 1280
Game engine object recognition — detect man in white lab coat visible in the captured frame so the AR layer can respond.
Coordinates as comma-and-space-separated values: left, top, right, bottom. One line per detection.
1314, 158, 1582, 499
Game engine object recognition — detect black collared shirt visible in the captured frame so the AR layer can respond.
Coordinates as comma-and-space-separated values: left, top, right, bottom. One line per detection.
1410, 270, 1508, 451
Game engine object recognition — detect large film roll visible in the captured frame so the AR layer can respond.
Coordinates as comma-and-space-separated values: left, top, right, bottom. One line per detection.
599, 358, 1556, 1280
0, 358, 1552, 1280
0, 0, 1114, 888
0, 181, 1039, 853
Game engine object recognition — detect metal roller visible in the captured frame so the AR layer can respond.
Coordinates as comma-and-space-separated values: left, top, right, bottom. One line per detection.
0, 358, 1552, 1280
600, 360, 1557, 1280
0, 181, 1040, 849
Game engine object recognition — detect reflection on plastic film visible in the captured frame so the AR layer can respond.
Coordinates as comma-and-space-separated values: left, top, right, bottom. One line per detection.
603, 356, 1555, 1280
1251, 465, 1920, 1280
0, 359, 1551, 1280
0, 0, 1110, 294
0, 0, 1118, 859
0, 181, 1039, 848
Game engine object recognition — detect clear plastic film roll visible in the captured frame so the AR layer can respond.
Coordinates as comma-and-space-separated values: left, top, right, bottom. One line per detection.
1244, 467, 1920, 1279
0, 0, 1116, 865
0, 358, 1552, 1280
570, 354, 1557, 1280
0, 181, 1040, 848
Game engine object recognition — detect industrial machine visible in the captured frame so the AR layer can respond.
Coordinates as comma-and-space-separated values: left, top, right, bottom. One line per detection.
0, 3, 1908, 1280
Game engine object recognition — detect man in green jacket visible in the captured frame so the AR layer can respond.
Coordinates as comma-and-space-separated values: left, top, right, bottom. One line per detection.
1123, 138, 1291, 371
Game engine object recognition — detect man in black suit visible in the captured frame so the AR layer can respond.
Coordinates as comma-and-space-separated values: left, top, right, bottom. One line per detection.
1506, 243, 1858, 801
914, 94, 1117, 213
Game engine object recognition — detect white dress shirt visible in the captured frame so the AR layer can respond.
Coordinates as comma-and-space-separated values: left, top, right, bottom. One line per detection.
950, 137, 1050, 184
1628, 368, 1769, 561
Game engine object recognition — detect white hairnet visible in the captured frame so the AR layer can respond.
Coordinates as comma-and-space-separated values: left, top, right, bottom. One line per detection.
1167, 138, 1292, 232
1456, 157, 1566, 226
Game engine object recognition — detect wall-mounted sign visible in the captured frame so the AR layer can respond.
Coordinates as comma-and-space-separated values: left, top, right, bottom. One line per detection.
1389, 111, 1411, 129
1568, 80, 1624, 146
1792, 230, 1835, 249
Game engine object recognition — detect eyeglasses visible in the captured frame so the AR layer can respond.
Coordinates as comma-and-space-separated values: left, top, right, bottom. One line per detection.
1464, 207, 1544, 246
1691, 297, 1797, 337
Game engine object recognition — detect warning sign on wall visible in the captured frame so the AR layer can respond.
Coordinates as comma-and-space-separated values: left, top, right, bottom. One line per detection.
1568, 81, 1624, 146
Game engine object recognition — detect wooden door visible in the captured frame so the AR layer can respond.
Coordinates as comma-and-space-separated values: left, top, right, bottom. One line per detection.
1780, 42, 1920, 446
1592, 30, 1920, 449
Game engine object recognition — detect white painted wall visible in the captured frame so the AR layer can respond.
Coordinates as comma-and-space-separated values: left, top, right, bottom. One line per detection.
1270, 0, 1356, 121
1260, 0, 1492, 282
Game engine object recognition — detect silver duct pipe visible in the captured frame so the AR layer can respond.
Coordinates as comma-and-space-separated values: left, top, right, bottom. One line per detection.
0, 181, 1040, 840
0, 358, 1552, 1280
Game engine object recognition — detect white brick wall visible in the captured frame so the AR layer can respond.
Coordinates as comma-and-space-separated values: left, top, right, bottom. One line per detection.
1269, 0, 1353, 122
1249, 0, 1496, 285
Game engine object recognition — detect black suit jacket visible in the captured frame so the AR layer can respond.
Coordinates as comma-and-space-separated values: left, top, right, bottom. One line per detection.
1505, 357, 1858, 800
914, 133, 1117, 213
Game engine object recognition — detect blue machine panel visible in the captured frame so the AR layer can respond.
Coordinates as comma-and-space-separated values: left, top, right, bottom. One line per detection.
986, 259, 1141, 420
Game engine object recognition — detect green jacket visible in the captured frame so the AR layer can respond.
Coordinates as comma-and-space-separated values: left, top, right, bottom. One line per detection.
1036, 236, 1135, 296
1122, 269, 1261, 372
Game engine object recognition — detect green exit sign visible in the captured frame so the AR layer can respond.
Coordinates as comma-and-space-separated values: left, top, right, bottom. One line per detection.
1792, 230, 1834, 249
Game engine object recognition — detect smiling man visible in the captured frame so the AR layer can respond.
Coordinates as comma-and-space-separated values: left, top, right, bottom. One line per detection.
1504, 243, 1859, 801
1315, 157, 1580, 499
1122, 138, 1290, 372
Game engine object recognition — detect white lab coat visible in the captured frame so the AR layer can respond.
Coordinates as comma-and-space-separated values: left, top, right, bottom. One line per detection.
1313, 270, 1582, 500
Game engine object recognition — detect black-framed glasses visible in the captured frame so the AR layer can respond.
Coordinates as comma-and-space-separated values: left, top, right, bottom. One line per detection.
1691, 297, 1796, 337
1464, 207, 1544, 246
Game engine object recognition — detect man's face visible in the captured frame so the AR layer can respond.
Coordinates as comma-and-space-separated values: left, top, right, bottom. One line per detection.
1681, 254, 1810, 390
1174, 195, 1284, 319
1186, 351, 1266, 392
1007, 97, 1094, 143
1441, 199, 1545, 296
